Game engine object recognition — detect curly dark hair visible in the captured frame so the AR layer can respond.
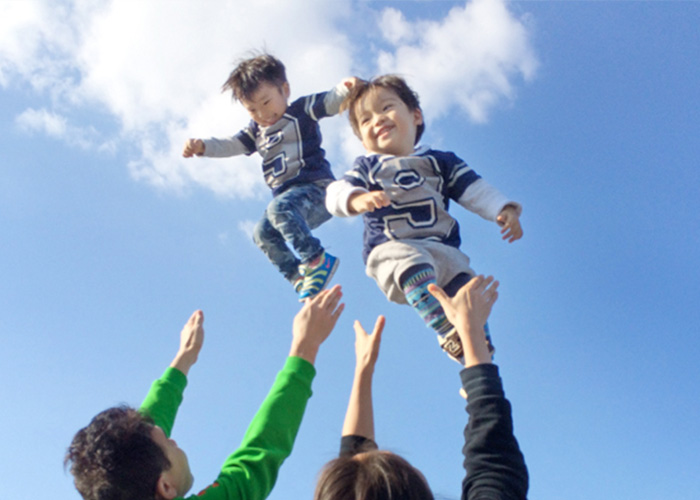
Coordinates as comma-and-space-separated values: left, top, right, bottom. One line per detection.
221, 52, 288, 102
65, 405, 170, 500
314, 450, 435, 500
341, 75, 425, 145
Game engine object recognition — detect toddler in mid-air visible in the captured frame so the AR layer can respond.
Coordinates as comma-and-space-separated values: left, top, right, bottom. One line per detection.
326, 75, 523, 361
184, 53, 355, 300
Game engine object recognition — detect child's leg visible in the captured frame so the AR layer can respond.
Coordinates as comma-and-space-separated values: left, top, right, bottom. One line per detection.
444, 273, 495, 355
253, 213, 302, 284
266, 184, 331, 265
265, 183, 338, 300
399, 264, 452, 335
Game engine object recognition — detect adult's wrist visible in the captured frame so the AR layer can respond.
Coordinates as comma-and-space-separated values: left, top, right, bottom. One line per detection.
169, 353, 195, 376
289, 340, 320, 365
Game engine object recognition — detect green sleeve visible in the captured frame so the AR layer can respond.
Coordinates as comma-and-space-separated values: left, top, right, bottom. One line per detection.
140, 367, 187, 437
188, 356, 316, 500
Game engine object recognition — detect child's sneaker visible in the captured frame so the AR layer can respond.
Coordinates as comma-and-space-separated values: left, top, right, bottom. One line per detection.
484, 322, 496, 356
298, 251, 339, 301
293, 275, 304, 295
441, 326, 495, 400
437, 328, 465, 364
438, 325, 495, 365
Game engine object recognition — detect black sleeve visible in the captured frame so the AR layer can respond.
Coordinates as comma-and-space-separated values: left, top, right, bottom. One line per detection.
461, 364, 529, 500
339, 435, 379, 457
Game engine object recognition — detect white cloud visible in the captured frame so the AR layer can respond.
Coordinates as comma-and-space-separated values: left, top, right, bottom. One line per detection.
14, 107, 114, 151
237, 220, 257, 242
2, 0, 357, 198
380, 8, 417, 46
2, 0, 536, 197
336, 118, 366, 173
0, 1, 66, 87
375, 0, 538, 124
16, 108, 67, 137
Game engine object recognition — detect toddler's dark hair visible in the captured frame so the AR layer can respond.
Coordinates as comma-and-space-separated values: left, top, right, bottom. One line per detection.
342, 75, 425, 144
222, 52, 287, 102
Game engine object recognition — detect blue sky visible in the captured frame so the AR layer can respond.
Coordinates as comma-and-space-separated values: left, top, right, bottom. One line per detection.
2, 1, 699, 499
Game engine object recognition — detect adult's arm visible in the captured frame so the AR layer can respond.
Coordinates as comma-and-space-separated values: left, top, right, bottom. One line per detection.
461, 364, 528, 500
140, 310, 203, 437
140, 367, 187, 438
193, 356, 316, 500
193, 286, 344, 500
338, 317, 384, 457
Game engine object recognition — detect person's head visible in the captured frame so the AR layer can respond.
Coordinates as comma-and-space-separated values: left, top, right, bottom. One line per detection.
65, 406, 194, 500
314, 450, 434, 500
342, 75, 425, 157
222, 53, 290, 127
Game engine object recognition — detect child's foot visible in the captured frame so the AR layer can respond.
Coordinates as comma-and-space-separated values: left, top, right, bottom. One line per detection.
438, 326, 495, 365
484, 322, 496, 357
298, 251, 339, 301
437, 328, 465, 364
293, 275, 304, 295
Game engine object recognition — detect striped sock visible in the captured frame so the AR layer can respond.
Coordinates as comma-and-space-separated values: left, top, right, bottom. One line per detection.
401, 266, 452, 335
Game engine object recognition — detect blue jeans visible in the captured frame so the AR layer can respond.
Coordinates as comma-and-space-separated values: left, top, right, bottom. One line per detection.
253, 183, 332, 281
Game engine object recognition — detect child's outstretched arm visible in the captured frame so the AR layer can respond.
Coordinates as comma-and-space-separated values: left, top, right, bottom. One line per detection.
428, 276, 498, 368
289, 285, 345, 365
169, 310, 205, 375
341, 316, 385, 441
497, 205, 523, 243
453, 175, 522, 242
182, 138, 205, 157
326, 180, 389, 217
342, 76, 359, 91
348, 191, 391, 215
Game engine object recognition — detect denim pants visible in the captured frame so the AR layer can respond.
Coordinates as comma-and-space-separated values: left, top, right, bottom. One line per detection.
253, 182, 332, 281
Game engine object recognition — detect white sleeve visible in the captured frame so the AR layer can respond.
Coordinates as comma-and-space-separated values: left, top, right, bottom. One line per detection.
323, 80, 352, 116
456, 178, 522, 222
201, 135, 253, 158
325, 179, 368, 217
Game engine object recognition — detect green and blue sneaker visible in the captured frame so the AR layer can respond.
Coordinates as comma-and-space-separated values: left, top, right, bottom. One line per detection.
293, 274, 304, 295
298, 251, 339, 301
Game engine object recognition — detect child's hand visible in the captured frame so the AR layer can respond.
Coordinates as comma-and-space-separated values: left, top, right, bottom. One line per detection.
290, 285, 345, 364
182, 138, 205, 158
349, 191, 391, 215
429, 276, 498, 367
497, 205, 523, 243
343, 77, 360, 90
170, 310, 205, 375
353, 316, 385, 373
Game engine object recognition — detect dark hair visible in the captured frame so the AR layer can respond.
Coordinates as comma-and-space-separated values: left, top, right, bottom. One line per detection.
314, 450, 435, 500
65, 406, 170, 500
342, 75, 425, 144
222, 52, 288, 102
